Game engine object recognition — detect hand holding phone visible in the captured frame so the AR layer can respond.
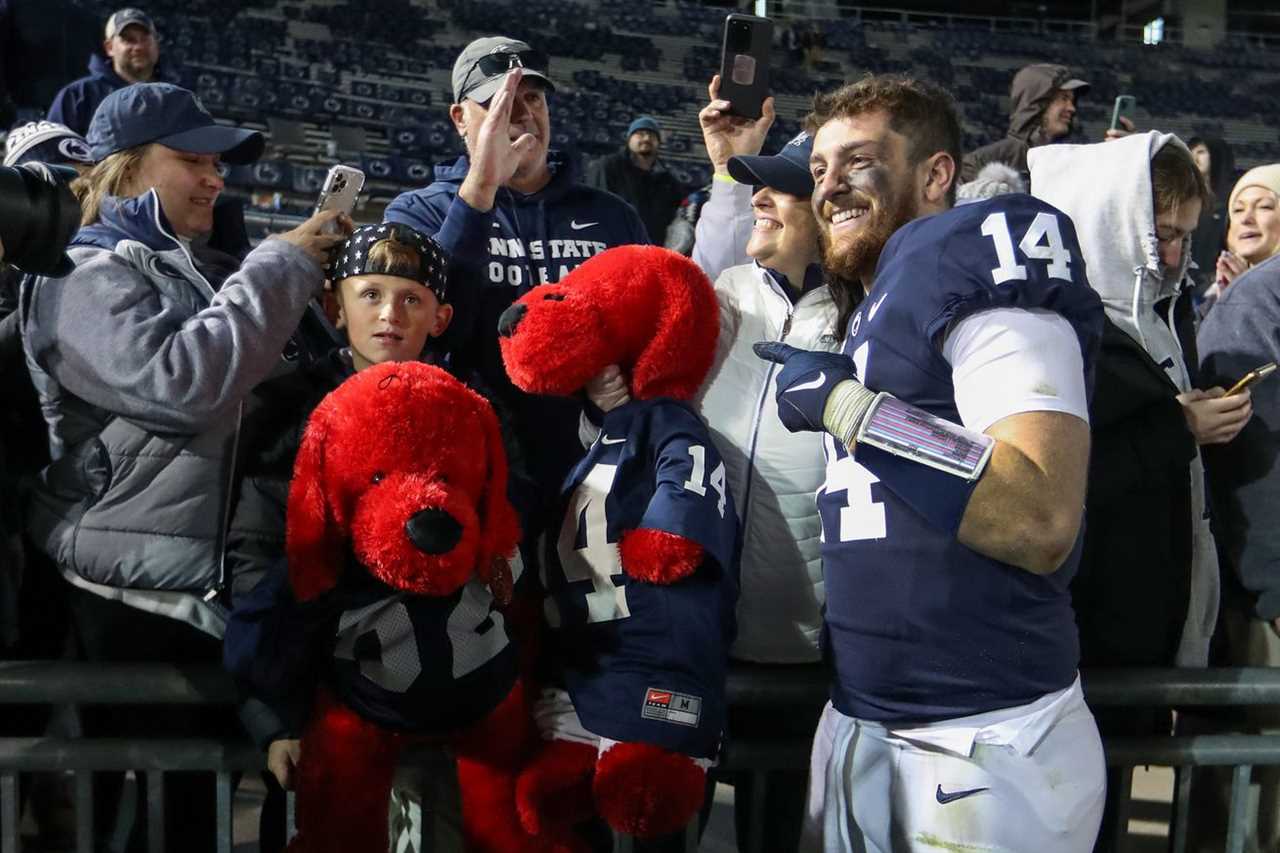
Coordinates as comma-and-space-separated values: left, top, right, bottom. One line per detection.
315, 165, 365, 233
698, 74, 776, 173
1226, 362, 1277, 396
1109, 95, 1136, 131
718, 14, 773, 120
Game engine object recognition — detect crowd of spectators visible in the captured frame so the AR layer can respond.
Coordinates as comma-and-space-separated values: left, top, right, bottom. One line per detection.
3, 4, 1280, 852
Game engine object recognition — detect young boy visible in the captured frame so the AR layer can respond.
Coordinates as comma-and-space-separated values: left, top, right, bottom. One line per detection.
224, 222, 465, 852
329, 223, 453, 372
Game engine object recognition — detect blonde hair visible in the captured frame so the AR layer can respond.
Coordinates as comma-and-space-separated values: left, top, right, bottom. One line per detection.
71, 145, 151, 226
364, 235, 424, 278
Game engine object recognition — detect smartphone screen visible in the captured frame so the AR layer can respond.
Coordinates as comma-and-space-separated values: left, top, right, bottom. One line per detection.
719, 15, 773, 120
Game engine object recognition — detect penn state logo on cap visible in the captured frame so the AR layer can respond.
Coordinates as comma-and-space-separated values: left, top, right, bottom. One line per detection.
3, 121, 94, 167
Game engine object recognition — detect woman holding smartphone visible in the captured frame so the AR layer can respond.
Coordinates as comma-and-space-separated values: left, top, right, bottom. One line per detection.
22, 82, 349, 852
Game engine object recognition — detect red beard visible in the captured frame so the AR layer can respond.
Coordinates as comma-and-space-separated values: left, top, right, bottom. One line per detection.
820, 186, 918, 285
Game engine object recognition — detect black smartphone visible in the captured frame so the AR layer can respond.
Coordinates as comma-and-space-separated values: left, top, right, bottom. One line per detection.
1110, 95, 1136, 131
719, 14, 773, 120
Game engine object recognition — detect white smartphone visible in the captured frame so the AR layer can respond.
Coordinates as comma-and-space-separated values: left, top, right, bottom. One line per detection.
315, 165, 365, 232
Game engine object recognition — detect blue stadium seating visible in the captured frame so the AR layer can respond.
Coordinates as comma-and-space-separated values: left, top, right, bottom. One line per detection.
45, 0, 1280, 218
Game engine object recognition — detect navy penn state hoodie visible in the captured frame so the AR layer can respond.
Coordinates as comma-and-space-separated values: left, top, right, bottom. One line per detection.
385, 152, 649, 530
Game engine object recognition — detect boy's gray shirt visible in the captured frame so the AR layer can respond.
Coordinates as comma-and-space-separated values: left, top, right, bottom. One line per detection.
22, 190, 322, 635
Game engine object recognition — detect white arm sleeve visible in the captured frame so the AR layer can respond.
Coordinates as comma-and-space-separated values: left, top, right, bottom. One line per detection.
942, 307, 1090, 433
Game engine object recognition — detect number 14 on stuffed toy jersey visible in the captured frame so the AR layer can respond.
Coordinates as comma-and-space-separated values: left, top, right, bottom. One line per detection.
500, 245, 741, 846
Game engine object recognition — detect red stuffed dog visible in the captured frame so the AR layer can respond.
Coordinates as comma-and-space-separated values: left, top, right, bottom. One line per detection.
285, 361, 537, 853
498, 245, 740, 847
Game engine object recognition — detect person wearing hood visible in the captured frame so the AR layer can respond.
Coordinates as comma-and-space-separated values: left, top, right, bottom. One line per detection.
46, 7, 164, 136
22, 82, 348, 852
584, 115, 688, 245
1030, 133, 1250, 847
384, 36, 648, 530
961, 63, 1089, 184
1186, 136, 1236, 294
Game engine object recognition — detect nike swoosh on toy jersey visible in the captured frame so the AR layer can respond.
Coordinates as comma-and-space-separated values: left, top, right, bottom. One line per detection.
787, 372, 827, 393
570, 220, 598, 230
935, 784, 989, 804
600, 435, 626, 445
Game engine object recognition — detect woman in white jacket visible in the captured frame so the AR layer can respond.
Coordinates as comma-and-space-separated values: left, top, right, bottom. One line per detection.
586, 77, 840, 852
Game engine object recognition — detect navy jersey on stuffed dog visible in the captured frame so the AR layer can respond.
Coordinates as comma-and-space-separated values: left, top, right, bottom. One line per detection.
328, 560, 522, 733
498, 245, 742, 841
542, 398, 738, 759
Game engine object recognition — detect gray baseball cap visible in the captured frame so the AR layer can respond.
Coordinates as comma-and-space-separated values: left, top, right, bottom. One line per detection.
451, 37, 555, 105
105, 7, 155, 39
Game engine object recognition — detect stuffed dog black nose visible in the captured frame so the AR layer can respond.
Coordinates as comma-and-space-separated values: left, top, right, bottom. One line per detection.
405, 508, 463, 554
497, 303, 526, 338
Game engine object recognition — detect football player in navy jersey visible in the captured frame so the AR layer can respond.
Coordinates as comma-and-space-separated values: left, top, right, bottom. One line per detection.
755, 76, 1108, 852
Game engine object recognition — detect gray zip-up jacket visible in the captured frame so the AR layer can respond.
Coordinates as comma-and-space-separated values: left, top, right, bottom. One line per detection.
22, 190, 324, 636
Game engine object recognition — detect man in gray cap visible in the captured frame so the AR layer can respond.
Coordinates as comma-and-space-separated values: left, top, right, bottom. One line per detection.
960, 63, 1089, 184
585, 114, 687, 244
47, 7, 163, 135
385, 36, 648, 527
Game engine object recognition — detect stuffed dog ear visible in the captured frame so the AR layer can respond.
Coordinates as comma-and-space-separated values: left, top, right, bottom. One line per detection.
286, 400, 345, 601
475, 400, 522, 599
630, 249, 719, 401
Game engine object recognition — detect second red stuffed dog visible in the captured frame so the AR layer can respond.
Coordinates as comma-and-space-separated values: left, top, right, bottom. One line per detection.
285, 361, 537, 853
498, 245, 740, 847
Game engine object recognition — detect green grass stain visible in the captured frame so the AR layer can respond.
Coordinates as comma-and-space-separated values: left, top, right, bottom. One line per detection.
914, 832, 995, 852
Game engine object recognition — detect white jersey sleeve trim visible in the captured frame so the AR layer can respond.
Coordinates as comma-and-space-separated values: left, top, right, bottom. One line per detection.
941, 307, 1089, 434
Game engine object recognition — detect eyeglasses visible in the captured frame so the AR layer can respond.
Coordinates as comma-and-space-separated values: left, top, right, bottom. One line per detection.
458, 49, 549, 100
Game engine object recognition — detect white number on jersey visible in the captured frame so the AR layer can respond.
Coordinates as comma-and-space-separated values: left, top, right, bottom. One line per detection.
981, 211, 1073, 285
552, 463, 630, 626
822, 434, 887, 542
334, 598, 422, 693
823, 339, 886, 542
445, 579, 511, 679
683, 444, 728, 518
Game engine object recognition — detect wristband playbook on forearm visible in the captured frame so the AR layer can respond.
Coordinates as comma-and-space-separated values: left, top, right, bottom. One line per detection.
829, 385, 996, 534
857, 393, 994, 482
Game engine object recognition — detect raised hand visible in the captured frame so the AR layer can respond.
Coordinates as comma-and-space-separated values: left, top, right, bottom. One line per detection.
273, 210, 352, 265
460, 68, 537, 210
699, 74, 776, 175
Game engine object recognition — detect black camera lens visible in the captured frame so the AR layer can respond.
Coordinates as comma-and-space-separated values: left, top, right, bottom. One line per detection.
727, 20, 752, 53
0, 164, 82, 277
331, 173, 347, 194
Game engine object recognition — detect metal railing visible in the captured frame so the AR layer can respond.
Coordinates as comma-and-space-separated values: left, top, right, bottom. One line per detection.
4, 663, 1280, 852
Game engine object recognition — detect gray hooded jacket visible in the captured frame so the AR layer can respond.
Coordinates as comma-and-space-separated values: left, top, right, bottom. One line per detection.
1030, 132, 1219, 667
22, 190, 323, 636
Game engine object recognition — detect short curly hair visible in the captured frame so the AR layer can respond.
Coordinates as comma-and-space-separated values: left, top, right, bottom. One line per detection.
806, 74, 964, 205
